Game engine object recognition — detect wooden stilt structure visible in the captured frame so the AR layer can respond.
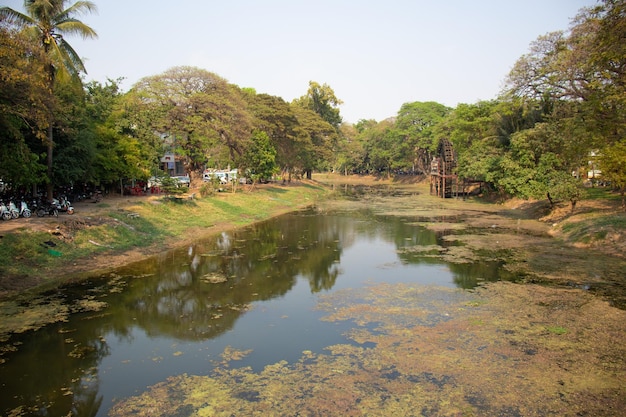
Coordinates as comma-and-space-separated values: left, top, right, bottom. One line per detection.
430, 138, 458, 198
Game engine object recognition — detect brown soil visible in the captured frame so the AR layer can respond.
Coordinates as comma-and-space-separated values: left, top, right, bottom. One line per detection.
0, 192, 236, 295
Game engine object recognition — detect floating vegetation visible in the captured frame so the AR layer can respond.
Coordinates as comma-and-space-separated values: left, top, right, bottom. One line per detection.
219, 345, 253, 363
200, 272, 228, 284
67, 343, 96, 359
396, 244, 445, 257
0, 296, 70, 343
109, 282, 626, 416
70, 297, 108, 313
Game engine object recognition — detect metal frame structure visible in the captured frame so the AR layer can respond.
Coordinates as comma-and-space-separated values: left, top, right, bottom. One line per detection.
430, 138, 458, 198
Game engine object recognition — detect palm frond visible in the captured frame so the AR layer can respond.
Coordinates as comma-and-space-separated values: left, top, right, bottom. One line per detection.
56, 18, 97, 39
55, 37, 87, 75
25, 0, 62, 22
0, 7, 36, 27
57, 1, 98, 21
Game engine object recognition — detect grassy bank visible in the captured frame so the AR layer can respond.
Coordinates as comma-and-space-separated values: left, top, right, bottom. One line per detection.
0, 181, 329, 297
1, 173, 624, 298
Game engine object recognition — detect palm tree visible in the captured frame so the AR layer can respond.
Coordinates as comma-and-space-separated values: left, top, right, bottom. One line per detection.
0, 0, 97, 200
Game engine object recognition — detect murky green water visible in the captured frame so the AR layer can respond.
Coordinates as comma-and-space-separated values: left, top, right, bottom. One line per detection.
0, 206, 516, 417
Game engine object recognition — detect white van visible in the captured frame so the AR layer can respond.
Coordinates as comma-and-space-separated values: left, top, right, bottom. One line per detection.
203, 169, 238, 184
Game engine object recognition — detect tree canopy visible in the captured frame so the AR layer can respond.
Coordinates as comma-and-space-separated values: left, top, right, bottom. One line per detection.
0, 0, 623, 209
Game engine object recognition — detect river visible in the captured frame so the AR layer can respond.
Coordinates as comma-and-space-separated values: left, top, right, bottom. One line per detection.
0, 201, 517, 417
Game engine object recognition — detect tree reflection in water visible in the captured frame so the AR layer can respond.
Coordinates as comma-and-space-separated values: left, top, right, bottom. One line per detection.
0, 206, 510, 417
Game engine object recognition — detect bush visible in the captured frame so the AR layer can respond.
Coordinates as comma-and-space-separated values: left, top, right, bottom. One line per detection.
199, 182, 216, 197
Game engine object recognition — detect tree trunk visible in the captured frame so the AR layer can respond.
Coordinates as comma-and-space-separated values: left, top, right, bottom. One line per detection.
546, 191, 555, 208
46, 124, 54, 202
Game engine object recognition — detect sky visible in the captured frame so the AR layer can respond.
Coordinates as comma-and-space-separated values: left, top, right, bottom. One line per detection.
4, 0, 599, 123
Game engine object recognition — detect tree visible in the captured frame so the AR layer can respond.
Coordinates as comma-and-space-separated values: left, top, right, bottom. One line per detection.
395, 101, 451, 174
0, 24, 49, 189
441, 101, 500, 184
359, 119, 397, 176
84, 79, 151, 188
495, 125, 582, 210
242, 131, 278, 185
334, 123, 367, 175
129, 66, 252, 181
243, 92, 300, 180
0, 0, 98, 200
49, 75, 96, 186
505, 0, 625, 149
290, 105, 338, 179
580, 0, 626, 145
293, 81, 343, 129
599, 140, 626, 208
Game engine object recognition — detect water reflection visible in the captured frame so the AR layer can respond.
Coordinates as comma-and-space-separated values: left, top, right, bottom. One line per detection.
0, 206, 515, 417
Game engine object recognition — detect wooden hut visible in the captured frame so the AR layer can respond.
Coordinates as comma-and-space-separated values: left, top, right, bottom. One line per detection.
430, 138, 458, 198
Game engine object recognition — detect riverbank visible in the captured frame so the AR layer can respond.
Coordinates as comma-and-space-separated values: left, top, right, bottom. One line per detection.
0, 180, 330, 298
1, 174, 624, 300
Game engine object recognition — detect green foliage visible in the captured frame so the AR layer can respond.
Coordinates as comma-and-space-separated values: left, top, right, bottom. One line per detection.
199, 182, 215, 197
242, 131, 278, 183
599, 140, 626, 206
0, 0, 622, 212
128, 66, 252, 178
158, 176, 185, 196
396, 101, 452, 171
293, 81, 343, 129
290, 105, 338, 176
1, 0, 98, 198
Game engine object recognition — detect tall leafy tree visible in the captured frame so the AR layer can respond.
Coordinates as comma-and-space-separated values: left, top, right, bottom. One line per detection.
293, 81, 343, 129
129, 66, 252, 180
599, 140, 626, 208
359, 119, 397, 176
499, 1, 626, 205
0, 25, 49, 188
242, 131, 278, 184
334, 123, 367, 175
0, 0, 98, 199
49, 75, 95, 186
290, 105, 338, 179
442, 101, 502, 184
505, 0, 625, 151
395, 101, 451, 174
84, 79, 151, 188
243, 92, 300, 179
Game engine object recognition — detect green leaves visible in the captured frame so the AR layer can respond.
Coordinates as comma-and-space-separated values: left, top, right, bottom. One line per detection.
242, 131, 278, 183
599, 140, 626, 206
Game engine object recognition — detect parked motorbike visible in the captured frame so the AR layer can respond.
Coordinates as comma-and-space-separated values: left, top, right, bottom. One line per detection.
52, 195, 74, 215
0, 201, 12, 220
20, 200, 32, 218
36, 200, 58, 217
8, 201, 20, 219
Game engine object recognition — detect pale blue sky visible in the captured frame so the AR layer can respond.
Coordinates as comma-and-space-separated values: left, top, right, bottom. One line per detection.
4, 0, 598, 122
